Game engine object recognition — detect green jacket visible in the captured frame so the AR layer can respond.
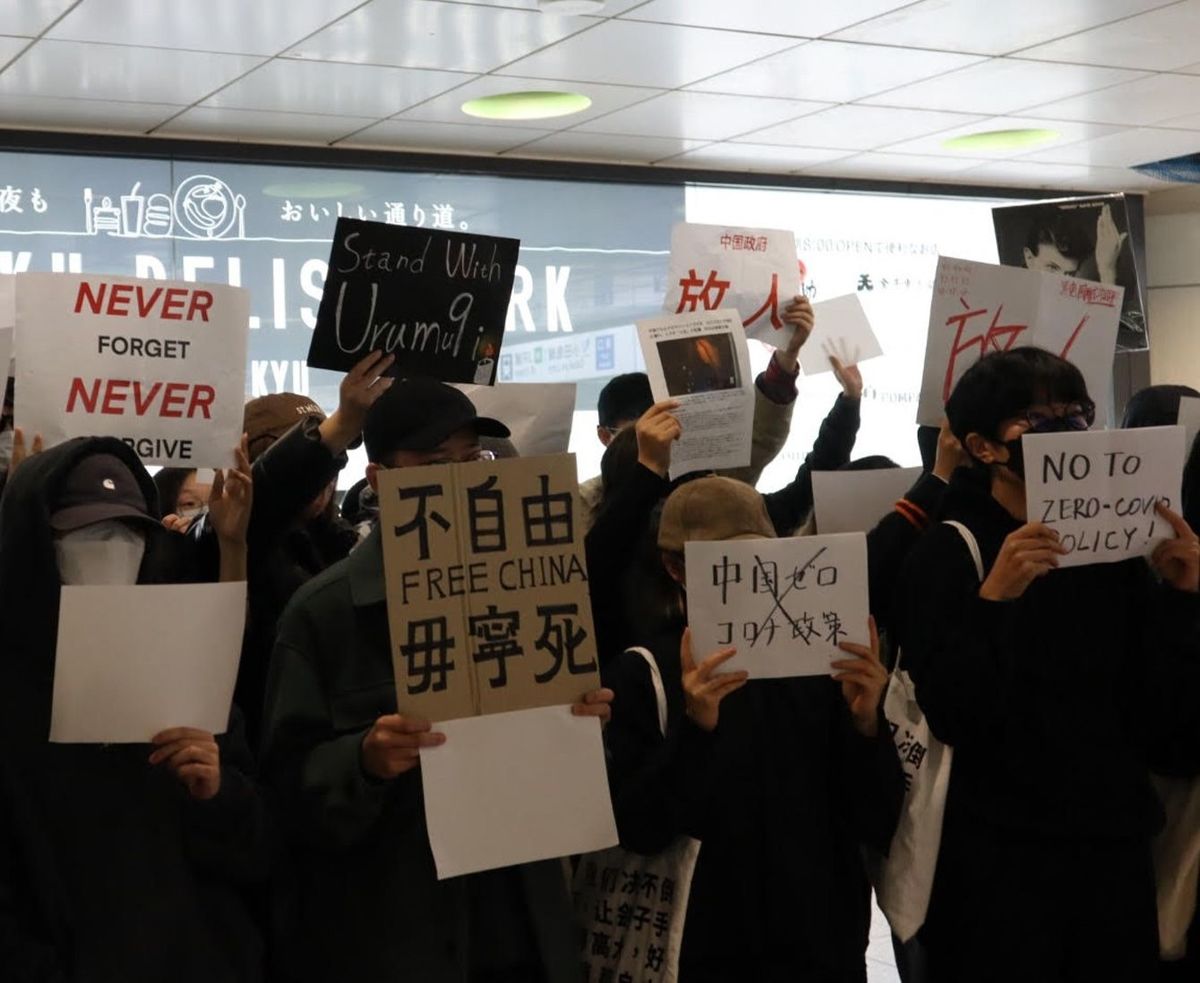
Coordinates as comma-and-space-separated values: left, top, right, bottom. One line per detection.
261, 528, 581, 983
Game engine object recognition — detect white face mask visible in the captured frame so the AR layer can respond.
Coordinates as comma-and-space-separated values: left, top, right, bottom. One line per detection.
54, 521, 147, 586
177, 505, 207, 522
0, 428, 12, 473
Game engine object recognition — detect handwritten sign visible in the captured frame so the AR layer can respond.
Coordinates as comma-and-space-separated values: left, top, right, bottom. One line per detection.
379, 454, 600, 722
797, 293, 883, 374
1023, 426, 1184, 568
14, 272, 249, 467
50, 583, 246, 743
812, 467, 923, 534
663, 222, 798, 340
917, 257, 1122, 427
308, 218, 519, 385
636, 308, 754, 479
684, 533, 869, 678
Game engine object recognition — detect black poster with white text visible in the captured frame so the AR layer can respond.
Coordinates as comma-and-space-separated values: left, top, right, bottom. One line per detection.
308, 218, 519, 384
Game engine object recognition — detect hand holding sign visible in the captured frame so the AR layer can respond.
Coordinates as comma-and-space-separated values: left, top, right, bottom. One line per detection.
148, 727, 222, 801
635, 399, 682, 478
8, 428, 43, 477
680, 627, 748, 733
831, 616, 886, 738
1150, 503, 1200, 594
829, 354, 863, 400
777, 294, 815, 369
319, 350, 395, 453
209, 436, 253, 546
361, 714, 446, 780
978, 523, 1067, 601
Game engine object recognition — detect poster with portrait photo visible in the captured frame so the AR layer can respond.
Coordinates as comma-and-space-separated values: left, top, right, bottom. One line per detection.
992, 193, 1148, 353
636, 309, 754, 479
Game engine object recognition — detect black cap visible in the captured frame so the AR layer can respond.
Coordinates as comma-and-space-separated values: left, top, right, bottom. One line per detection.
363, 378, 509, 461
50, 453, 156, 532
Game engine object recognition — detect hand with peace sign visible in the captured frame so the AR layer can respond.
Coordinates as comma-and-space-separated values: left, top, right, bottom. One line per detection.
680, 628, 749, 732
1151, 502, 1200, 593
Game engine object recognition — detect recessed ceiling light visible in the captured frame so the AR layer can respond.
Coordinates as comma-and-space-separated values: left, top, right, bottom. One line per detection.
941, 128, 1060, 152
538, 0, 607, 13
462, 91, 592, 121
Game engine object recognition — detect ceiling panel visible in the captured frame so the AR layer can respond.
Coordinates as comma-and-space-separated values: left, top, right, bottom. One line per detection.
494, 19, 796, 88
0, 35, 30, 63
1018, 2, 1200, 72
879, 115, 1124, 158
3, 0, 76, 37
1023, 72, 1200, 126
438, 0, 645, 11
574, 90, 828, 141
803, 151, 990, 180
618, 0, 916, 39
0, 93, 184, 132
47, 0, 365, 56
395, 74, 663, 128
159, 106, 376, 143
687, 40, 981, 103
863, 58, 1147, 116
341, 118, 552, 153
284, 0, 592, 74
663, 141, 851, 171
959, 158, 1167, 191
0, 40, 263, 103
1160, 109, 1200, 130
832, 0, 1177, 55
204, 59, 469, 118
506, 131, 709, 163
1017, 126, 1200, 167
734, 104, 985, 151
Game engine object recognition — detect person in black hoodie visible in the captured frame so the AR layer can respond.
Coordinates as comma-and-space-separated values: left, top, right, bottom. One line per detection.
0, 436, 268, 983
602, 469, 904, 982
898, 348, 1200, 983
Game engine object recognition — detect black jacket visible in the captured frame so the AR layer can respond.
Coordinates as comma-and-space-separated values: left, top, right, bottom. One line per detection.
603, 615, 904, 980
0, 438, 268, 983
898, 465, 1200, 840
193, 417, 357, 749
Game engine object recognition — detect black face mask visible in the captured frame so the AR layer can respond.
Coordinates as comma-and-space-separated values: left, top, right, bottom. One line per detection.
1001, 416, 1077, 480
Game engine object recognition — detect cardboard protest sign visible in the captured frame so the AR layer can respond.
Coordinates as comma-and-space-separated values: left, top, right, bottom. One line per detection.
1177, 396, 1200, 457
917, 257, 1122, 427
684, 533, 869, 678
636, 309, 754, 479
454, 382, 576, 457
663, 222, 798, 341
13, 273, 249, 467
1023, 426, 1184, 568
379, 454, 600, 722
797, 292, 883, 375
812, 467, 923, 534
993, 193, 1148, 353
420, 706, 617, 879
50, 582, 246, 743
308, 218, 519, 385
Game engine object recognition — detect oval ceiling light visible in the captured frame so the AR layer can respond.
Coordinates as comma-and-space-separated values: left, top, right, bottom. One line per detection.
462, 91, 592, 121
941, 128, 1060, 152
538, 0, 607, 12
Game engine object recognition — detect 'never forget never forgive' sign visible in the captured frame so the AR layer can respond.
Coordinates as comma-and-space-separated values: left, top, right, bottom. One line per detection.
378, 454, 600, 721
1023, 426, 1185, 567
14, 272, 249, 467
308, 218, 520, 385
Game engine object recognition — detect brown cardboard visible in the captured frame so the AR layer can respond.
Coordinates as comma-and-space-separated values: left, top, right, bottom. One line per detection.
379, 454, 599, 722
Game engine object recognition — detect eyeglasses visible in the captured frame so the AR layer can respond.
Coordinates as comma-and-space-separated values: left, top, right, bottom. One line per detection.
1022, 400, 1096, 432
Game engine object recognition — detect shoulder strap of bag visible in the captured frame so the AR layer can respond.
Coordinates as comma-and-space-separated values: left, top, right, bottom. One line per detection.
943, 519, 985, 582
626, 646, 668, 739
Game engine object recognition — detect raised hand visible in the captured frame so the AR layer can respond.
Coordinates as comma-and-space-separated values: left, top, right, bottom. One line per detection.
831, 617, 887, 737
635, 399, 682, 478
680, 628, 748, 732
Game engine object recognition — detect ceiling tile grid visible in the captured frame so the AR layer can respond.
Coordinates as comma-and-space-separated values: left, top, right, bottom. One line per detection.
0, 0, 1192, 192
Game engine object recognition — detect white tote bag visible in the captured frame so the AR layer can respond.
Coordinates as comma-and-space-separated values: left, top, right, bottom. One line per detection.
873, 520, 983, 944
573, 648, 701, 983
1151, 773, 1200, 960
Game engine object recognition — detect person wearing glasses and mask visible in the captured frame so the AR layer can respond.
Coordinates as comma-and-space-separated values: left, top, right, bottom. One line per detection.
261, 377, 613, 983
896, 347, 1200, 983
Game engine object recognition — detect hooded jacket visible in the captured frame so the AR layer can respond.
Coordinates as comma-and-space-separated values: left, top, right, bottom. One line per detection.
0, 437, 267, 983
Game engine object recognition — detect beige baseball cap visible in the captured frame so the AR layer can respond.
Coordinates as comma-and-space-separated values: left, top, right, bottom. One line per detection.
657, 476, 775, 552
